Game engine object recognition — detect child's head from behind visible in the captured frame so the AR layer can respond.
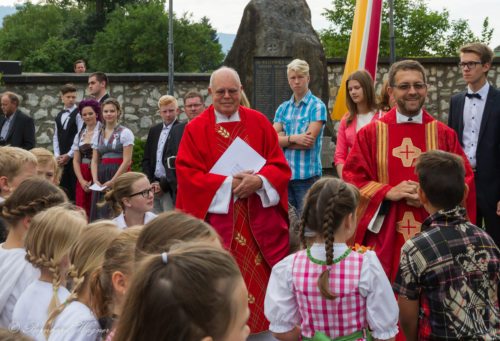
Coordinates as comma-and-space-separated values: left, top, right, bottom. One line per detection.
300, 177, 360, 300
25, 205, 87, 313
135, 211, 220, 261
0, 146, 37, 198
300, 177, 360, 247
114, 243, 249, 341
415, 150, 466, 211
0, 177, 67, 229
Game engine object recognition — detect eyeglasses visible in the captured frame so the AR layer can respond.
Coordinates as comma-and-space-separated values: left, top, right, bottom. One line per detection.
214, 88, 239, 97
392, 83, 427, 91
185, 103, 203, 108
129, 187, 153, 198
458, 61, 482, 70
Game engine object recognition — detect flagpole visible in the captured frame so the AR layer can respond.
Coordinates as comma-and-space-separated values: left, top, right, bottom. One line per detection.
389, 0, 396, 64
168, 0, 174, 95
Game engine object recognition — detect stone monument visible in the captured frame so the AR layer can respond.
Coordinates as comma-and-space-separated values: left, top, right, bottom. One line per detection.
225, 0, 329, 120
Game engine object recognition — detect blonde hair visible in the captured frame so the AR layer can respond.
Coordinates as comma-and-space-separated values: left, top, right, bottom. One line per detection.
24, 205, 86, 316
113, 243, 242, 341
135, 211, 219, 261
94, 227, 142, 321
0, 178, 67, 227
104, 172, 148, 216
287, 58, 310, 76
0, 146, 37, 180
158, 95, 178, 108
30, 148, 58, 183
240, 90, 251, 107
44, 221, 120, 338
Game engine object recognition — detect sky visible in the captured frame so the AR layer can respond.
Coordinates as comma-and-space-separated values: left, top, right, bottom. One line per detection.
171, 0, 500, 50
0, 0, 498, 49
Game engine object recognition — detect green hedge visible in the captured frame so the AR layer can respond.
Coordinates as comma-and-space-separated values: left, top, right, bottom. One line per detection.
132, 137, 145, 172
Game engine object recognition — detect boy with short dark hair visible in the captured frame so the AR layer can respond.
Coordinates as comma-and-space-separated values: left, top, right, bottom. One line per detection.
53, 84, 82, 201
394, 150, 500, 340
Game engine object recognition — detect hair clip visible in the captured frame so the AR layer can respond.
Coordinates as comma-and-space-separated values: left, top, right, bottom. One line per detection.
161, 252, 168, 264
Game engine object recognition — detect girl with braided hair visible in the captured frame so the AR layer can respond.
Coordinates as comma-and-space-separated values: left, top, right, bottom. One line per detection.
45, 221, 120, 341
0, 178, 67, 328
12, 205, 86, 340
264, 177, 398, 341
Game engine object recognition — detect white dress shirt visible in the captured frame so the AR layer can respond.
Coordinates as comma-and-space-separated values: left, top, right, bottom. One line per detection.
463, 82, 489, 168
154, 121, 175, 179
396, 110, 423, 124
53, 105, 83, 157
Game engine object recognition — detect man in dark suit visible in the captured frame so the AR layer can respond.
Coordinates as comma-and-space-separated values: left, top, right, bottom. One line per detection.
161, 91, 205, 204
53, 84, 82, 202
0, 91, 36, 150
88, 72, 110, 104
142, 95, 180, 213
448, 42, 500, 245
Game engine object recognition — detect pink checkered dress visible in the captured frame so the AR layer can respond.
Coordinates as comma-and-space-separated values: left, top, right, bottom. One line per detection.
291, 249, 367, 339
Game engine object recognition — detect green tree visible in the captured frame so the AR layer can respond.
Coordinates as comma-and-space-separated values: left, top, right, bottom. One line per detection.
90, 4, 223, 72
321, 0, 493, 57
0, 3, 91, 71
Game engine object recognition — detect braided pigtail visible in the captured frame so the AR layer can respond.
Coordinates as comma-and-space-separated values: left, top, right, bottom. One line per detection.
44, 267, 85, 339
48, 258, 63, 315
318, 195, 338, 300
298, 201, 310, 249
0, 178, 67, 227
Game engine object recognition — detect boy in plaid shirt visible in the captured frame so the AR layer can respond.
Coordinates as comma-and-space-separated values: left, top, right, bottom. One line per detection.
394, 150, 500, 340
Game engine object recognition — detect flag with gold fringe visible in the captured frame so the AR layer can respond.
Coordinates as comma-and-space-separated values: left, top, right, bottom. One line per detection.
330, 0, 383, 120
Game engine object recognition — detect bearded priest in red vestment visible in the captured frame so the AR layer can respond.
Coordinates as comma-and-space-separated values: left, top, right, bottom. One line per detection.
176, 66, 291, 336
343, 60, 476, 283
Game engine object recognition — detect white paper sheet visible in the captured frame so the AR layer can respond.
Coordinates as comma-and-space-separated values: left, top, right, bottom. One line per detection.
209, 137, 266, 176
89, 183, 107, 192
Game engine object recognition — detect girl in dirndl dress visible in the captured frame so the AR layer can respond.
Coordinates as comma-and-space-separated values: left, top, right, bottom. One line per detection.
264, 177, 399, 341
90, 98, 134, 221
73, 99, 101, 219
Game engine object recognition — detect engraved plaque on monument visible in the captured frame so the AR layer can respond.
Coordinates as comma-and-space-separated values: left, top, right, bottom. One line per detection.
253, 57, 292, 121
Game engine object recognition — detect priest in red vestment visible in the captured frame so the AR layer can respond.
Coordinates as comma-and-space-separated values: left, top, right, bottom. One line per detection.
343, 60, 476, 283
176, 66, 291, 336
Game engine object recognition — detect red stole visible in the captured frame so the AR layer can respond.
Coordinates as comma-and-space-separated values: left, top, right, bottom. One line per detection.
343, 109, 476, 281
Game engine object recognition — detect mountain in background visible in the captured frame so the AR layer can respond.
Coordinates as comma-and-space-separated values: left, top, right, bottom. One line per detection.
217, 33, 236, 55
0, 6, 16, 26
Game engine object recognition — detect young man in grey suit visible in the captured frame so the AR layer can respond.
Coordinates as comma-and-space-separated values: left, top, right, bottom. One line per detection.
448, 42, 500, 245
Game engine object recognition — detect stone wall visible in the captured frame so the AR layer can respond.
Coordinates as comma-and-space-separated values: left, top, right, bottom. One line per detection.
1, 73, 210, 146
2, 58, 499, 159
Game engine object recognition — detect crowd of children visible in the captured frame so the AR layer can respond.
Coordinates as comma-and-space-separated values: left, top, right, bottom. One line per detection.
0, 142, 499, 340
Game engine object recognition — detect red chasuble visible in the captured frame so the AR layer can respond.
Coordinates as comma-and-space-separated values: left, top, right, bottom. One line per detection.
343, 109, 476, 281
176, 105, 291, 333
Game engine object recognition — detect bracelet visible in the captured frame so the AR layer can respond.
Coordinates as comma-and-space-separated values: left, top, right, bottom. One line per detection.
287, 135, 292, 145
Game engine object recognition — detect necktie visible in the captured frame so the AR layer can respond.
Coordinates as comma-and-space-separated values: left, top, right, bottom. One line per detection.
407, 117, 413, 122
465, 93, 481, 99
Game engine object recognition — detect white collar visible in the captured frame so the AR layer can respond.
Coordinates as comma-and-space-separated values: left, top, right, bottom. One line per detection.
215, 110, 240, 123
467, 82, 489, 99
163, 119, 176, 130
396, 110, 423, 124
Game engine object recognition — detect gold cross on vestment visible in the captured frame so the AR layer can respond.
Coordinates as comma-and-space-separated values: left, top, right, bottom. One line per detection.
392, 138, 422, 167
397, 211, 421, 240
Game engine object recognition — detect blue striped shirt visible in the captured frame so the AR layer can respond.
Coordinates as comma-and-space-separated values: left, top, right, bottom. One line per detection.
274, 90, 327, 180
